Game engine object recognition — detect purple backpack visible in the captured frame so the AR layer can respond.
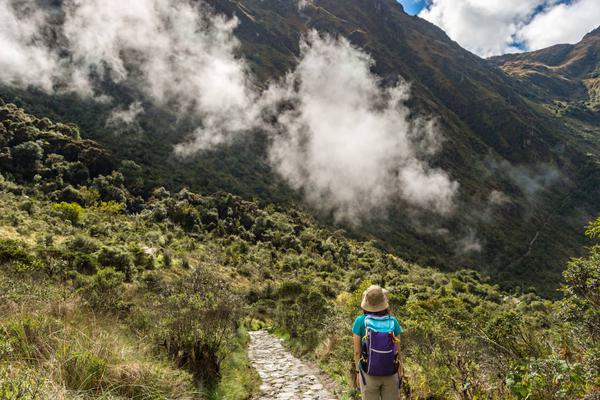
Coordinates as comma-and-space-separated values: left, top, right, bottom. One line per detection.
361, 315, 399, 376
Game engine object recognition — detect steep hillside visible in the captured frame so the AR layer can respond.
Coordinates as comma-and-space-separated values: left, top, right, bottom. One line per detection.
1, 101, 598, 400
1, 0, 599, 295
0, 104, 600, 400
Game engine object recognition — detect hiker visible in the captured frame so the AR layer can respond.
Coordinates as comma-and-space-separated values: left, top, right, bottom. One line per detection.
353, 285, 403, 400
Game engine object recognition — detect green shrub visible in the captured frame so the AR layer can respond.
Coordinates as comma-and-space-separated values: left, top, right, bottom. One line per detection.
12, 141, 43, 167
68, 235, 99, 253
275, 281, 331, 350
507, 358, 586, 400
71, 253, 99, 275
157, 268, 242, 385
79, 268, 125, 311
51, 202, 84, 225
98, 246, 134, 280
0, 366, 45, 400
95, 200, 125, 215
0, 239, 32, 264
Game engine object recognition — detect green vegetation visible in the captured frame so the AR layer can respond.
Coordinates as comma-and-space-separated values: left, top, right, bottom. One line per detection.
3, 0, 599, 299
0, 103, 598, 398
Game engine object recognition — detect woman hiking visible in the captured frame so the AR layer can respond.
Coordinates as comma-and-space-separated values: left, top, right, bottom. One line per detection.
352, 285, 403, 400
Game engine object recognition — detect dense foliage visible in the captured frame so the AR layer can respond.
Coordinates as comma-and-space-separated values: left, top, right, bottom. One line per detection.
0, 102, 598, 399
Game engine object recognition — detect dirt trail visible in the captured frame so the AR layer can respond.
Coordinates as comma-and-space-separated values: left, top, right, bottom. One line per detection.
248, 330, 337, 400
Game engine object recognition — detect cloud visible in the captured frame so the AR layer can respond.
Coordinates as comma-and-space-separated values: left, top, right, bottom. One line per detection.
106, 101, 144, 130
264, 32, 459, 222
0, 0, 257, 147
419, 0, 600, 57
517, 0, 600, 50
65, 0, 258, 148
0, 1, 60, 91
457, 229, 482, 253
506, 163, 562, 198
488, 190, 512, 206
0, 3, 458, 221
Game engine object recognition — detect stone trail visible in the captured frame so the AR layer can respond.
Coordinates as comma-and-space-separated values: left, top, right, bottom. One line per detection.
248, 330, 337, 400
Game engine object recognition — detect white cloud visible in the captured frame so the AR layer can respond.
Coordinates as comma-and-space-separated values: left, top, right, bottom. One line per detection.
106, 101, 144, 130
458, 229, 482, 253
517, 0, 600, 50
488, 190, 512, 206
0, 1, 60, 91
0, 3, 459, 221
0, 0, 257, 147
264, 33, 459, 222
298, 0, 309, 10
419, 0, 600, 57
63, 0, 258, 149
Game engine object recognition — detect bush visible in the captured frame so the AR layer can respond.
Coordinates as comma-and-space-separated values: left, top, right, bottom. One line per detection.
98, 246, 134, 280
0, 366, 45, 400
68, 235, 99, 253
158, 268, 242, 385
275, 281, 331, 350
51, 202, 84, 225
79, 268, 125, 311
12, 141, 43, 167
0, 239, 33, 264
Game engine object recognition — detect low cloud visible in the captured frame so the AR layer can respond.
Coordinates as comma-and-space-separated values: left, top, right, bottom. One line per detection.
0, 3, 458, 222
420, 0, 600, 57
0, 0, 257, 146
298, 0, 310, 10
488, 190, 512, 206
0, 1, 60, 91
105, 101, 144, 131
264, 33, 458, 222
457, 229, 482, 253
506, 163, 562, 198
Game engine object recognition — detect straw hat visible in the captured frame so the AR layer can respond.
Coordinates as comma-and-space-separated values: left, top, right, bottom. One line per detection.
360, 285, 389, 312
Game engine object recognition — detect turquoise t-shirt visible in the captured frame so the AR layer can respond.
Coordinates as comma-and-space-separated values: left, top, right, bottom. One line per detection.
352, 314, 403, 338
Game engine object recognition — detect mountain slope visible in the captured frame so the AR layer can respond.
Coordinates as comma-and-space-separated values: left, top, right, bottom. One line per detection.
1, 99, 597, 399
0, 0, 598, 295
491, 27, 600, 121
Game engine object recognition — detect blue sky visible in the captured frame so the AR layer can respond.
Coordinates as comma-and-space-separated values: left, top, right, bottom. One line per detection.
397, 0, 426, 15
398, 0, 576, 17
396, 0, 598, 56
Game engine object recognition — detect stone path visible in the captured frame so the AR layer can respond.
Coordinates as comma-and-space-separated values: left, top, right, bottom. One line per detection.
248, 330, 337, 400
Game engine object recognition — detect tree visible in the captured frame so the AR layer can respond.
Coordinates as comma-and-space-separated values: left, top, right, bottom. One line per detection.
11, 141, 44, 179
118, 160, 144, 192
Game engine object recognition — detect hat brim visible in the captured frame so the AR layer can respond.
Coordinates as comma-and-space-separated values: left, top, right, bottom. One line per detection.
360, 288, 389, 312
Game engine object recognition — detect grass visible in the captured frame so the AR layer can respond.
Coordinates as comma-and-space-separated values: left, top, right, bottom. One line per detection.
0, 299, 199, 399
204, 326, 260, 400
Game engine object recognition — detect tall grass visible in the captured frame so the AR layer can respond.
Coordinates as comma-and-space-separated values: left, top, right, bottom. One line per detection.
204, 327, 260, 400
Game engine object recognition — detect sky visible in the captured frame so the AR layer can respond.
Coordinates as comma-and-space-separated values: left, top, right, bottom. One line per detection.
398, 0, 427, 15
398, 0, 600, 57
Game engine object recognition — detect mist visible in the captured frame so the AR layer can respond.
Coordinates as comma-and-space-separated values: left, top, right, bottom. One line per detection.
0, 2, 459, 222
0, 0, 257, 145
264, 33, 458, 222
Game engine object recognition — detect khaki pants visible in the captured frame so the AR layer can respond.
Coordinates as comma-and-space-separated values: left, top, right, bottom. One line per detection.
359, 372, 400, 400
